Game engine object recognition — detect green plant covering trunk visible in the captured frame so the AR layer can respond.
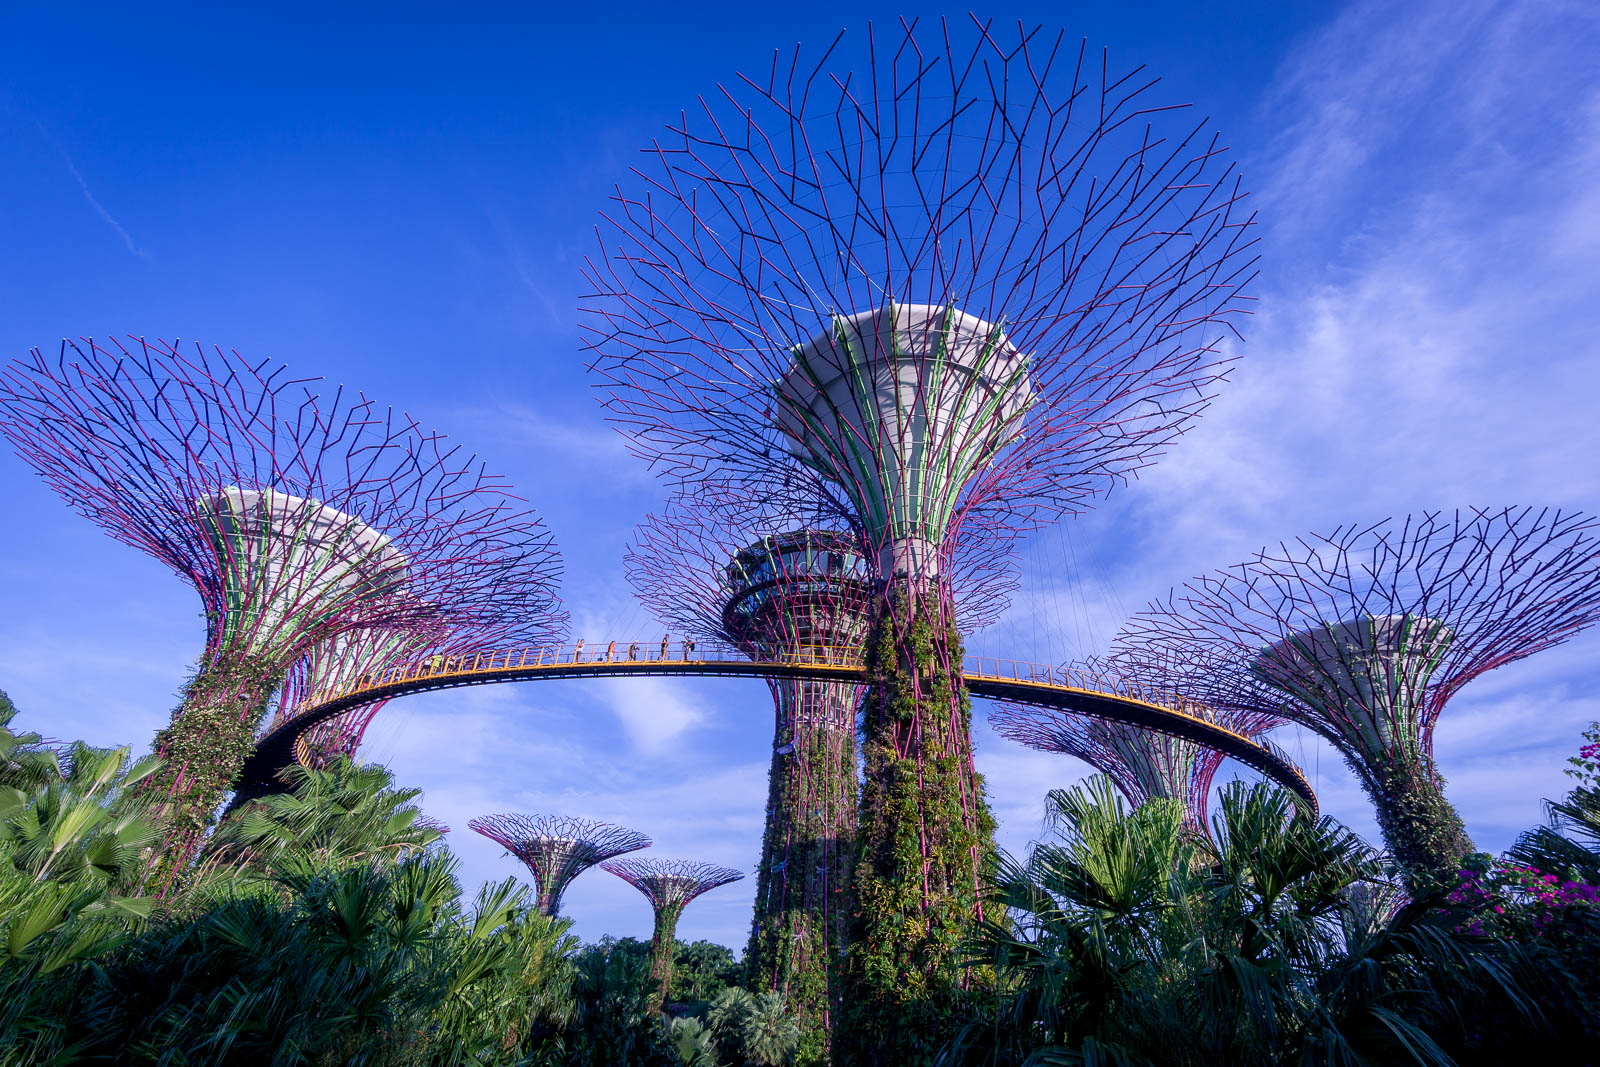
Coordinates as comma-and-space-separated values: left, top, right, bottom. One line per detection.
1364, 754, 1476, 892
140, 654, 278, 892
649, 901, 689, 1010
840, 585, 995, 1067
746, 681, 858, 1066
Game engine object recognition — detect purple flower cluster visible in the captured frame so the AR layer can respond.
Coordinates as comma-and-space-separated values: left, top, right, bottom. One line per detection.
1566, 724, 1600, 786
1449, 861, 1600, 937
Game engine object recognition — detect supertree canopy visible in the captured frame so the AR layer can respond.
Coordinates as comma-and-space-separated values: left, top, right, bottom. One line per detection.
603, 858, 745, 1009
990, 653, 1287, 833
584, 17, 1256, 1053
0, 337, 567, 885
1117, 507, 1600, 889
627, 491, 1015, 1062
470, 814, 652, 916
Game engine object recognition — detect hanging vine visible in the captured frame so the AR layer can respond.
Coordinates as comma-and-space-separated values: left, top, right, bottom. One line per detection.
841, 586, 995, 1067
746, 682, 859, 1066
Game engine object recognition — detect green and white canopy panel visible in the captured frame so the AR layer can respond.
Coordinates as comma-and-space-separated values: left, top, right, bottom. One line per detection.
198, 487, 410, 660
774, 303, 1035, 579
1252, 613, 1453, 766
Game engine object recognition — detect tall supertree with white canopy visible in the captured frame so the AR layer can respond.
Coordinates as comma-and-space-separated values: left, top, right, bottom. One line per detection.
469, 813, 651, 916
626, 491, 1014, 1062
583, 17, 1257, 1052
0, 337, 566, 886
1118, 508, 1600, 889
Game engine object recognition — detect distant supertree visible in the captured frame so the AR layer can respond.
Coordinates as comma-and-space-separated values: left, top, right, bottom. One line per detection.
1119, 508, 1600, 889
583, 19, 1256, 1044
603, 858, 745, 1009
470, 814, 652, 916
0, 337, 566, 885
414, 814, 451, 836
627, 490, 1014, 1058
990, 653, 1286, 833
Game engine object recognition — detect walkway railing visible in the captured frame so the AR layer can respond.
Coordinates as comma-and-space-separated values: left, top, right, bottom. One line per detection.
248, 639, 1316, 814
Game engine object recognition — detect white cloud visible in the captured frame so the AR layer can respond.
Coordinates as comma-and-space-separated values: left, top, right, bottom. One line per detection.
588, 675, 709, 752
978, 0, 1600, 858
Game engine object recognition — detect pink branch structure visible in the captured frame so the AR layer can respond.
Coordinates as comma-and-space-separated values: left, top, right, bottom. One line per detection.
414, 815, 451, 836
470, 814, 652, 916
603, 858, 746, 1008
584, 19, 1257, 1039
626, 488, 1016, 1051
0, 337, 567, 886
583, 15, 1257, 578
264, 606, 450, 777
990, 651, 1288, 833
1116, 507, 1600, 889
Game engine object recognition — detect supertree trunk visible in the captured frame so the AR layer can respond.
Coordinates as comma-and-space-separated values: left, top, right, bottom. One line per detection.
648, 900, 688, 1009
143, 653, 282, 884
842, 584, 994, 1066
747, 679, 858, 1067
1362, 753, 1475, 890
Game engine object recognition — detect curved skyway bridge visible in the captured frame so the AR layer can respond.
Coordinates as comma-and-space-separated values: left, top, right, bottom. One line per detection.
241, 641, 1318, 816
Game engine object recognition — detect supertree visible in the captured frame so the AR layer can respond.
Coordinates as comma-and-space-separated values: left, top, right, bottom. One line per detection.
414, 814, 451, 836
626, 492, 1014, 1062
989, 652, 1287, 834
1117, 507, 1600, 890
603, 858, 746, 1009
469, 814, 652, 916
582, 17, 1257, 1052
0, 337, 566, 885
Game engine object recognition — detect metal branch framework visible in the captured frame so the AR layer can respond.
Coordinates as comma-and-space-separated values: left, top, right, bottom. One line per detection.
604, 858, 746, 1008
414, 814, 452, 836
990, 651, 1288, 831
583, 16, 1257, 576
470, 814, 651, 916
586, 20, 1257, 1042
271, 611, 567, 780
0, 337, 568, 883
1117, 507, 1600, 887
268, 607, 449, 774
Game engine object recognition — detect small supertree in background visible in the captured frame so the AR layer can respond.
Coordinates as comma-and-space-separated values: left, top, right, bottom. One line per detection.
627, 491, 1014, 1061
414, 814, 451, 836
583, 18, 1257, 1051
989, 653, 1287, 834
0, 337, 566, 885
1118, 507, 1600, 890
470, 814, 652, 916
603, 858, 746, 1009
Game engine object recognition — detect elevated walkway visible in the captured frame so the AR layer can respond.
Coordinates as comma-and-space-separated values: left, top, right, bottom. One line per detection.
240, 640, 1316, 815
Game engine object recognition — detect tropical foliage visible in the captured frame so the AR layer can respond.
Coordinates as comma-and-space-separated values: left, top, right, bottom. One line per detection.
2, 698, 1598, 1065
944, 776, 1595, 1066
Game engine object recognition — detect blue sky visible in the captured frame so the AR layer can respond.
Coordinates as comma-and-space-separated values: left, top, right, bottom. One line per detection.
2, 0, 1598, 950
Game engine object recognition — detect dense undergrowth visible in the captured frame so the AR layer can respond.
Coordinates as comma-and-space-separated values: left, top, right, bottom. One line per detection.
1, 691, 1597, 1065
